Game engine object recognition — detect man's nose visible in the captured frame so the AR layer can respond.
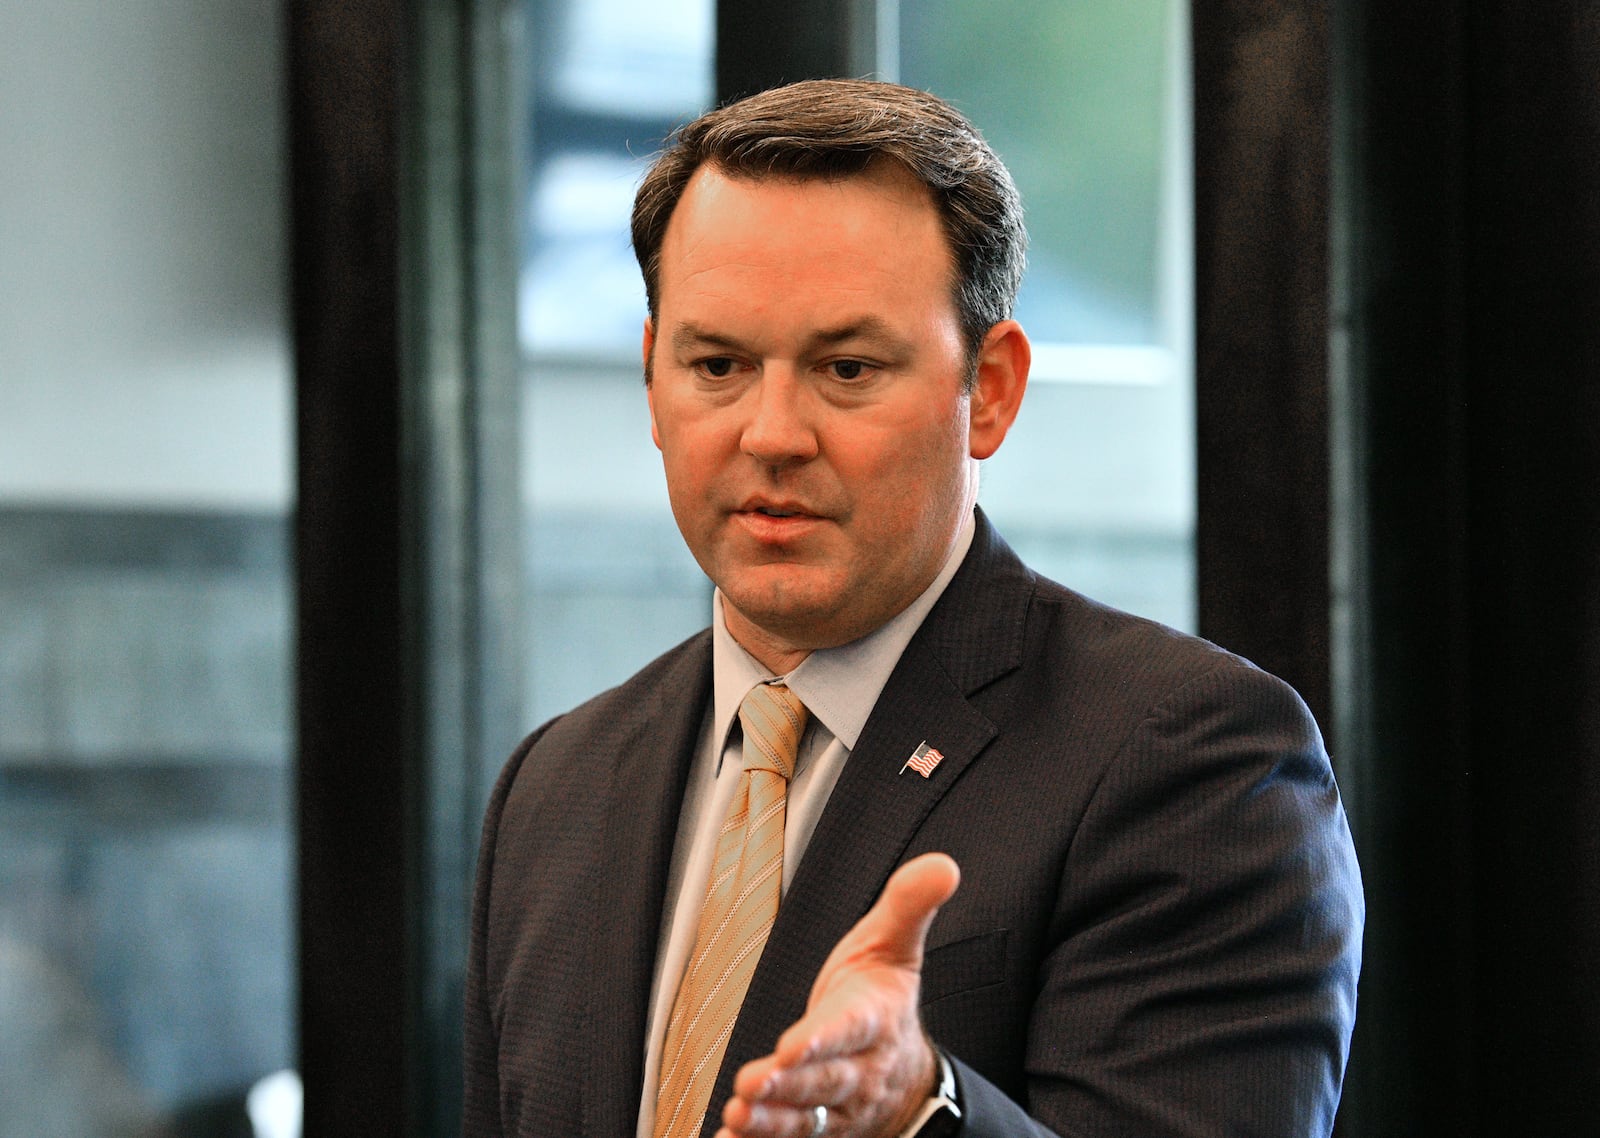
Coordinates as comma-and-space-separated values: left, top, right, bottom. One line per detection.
740, 366, 819, 466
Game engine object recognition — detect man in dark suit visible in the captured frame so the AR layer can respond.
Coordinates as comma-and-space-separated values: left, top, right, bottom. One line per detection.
463, 79, 1362, 1138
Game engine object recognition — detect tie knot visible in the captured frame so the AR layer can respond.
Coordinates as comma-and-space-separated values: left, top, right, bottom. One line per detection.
738, 682, 808, 780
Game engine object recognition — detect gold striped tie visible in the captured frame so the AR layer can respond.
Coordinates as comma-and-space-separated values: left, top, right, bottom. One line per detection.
654, 682, 808, 1138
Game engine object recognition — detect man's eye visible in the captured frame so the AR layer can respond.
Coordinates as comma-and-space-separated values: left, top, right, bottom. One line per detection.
698, 357, 737, 378
829, 359, 869, 381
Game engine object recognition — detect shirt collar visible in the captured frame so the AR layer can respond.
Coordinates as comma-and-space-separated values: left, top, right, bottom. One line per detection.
710, 512, 976, 767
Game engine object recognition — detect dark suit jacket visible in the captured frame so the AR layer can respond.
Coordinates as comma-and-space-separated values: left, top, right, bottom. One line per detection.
463, 512, 1363, 1137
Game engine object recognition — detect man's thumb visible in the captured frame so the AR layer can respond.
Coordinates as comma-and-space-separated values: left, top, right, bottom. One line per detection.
865, 853, 961, 967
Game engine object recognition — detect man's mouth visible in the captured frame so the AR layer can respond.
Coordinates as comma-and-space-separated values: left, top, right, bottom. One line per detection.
734, 501, 825, 540
739, 497, 815, 520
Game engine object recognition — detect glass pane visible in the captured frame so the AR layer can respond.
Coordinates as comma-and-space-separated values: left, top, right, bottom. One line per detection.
901, 0, 1196, 630
519, 0, 715, 728
0, 2, 296, 1134
903, 6, 1172, 344
519, 0, 714, 361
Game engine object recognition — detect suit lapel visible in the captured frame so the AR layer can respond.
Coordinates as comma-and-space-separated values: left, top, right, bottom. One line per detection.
581, 635, 713, 1138
701, 512, 1034, 1133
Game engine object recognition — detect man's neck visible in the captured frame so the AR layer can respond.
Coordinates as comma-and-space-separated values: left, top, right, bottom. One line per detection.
715, 511, 979, 678
718, 601, 812, 675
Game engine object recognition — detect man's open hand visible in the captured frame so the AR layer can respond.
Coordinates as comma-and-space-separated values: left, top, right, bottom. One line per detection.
715, 853, 961, 1138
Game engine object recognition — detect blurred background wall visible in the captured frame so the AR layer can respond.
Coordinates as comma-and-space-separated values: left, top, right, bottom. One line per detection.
1, 2, 292, 1133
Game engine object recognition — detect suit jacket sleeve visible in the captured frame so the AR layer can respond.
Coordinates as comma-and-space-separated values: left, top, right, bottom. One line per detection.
943, 658, 1362, 1138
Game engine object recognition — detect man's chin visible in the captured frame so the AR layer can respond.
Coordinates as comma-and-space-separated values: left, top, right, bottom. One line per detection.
717, 579, 856, 655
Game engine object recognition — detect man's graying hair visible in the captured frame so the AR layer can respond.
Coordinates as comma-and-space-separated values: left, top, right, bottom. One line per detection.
630, 78, 1027, 368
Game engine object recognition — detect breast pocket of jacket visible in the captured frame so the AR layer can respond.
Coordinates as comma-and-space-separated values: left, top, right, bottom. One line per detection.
918, 928, 1009, 1009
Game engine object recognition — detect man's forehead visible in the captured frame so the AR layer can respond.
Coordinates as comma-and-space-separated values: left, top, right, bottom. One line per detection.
691, 152, 918, 184
678, 156, 937, 209
655, 161, 955, 291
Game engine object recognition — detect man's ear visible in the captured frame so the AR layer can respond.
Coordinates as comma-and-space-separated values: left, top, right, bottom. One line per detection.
968, 320, 1030, 460
643, 317, 662, 449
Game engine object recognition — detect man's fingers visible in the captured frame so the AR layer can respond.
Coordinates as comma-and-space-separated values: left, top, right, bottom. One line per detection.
770, 993, 884, 1069
734, 1052, 861, 1107
718, 1099, 833, 1138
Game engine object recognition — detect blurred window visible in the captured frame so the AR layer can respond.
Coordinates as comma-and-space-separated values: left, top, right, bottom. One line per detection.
518, 0, 715, 729
900, 0, 1195, 629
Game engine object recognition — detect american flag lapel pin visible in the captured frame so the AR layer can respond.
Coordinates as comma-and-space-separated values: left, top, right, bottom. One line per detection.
900, 740, 946, 778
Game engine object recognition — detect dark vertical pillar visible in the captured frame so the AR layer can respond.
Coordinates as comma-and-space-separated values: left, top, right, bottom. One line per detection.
1457, 4, 1600, 1129
289, 0, 409, 1132
716, 0, 857, 101
1329, 3, 1477, 1132
1192, 0, 1332, 728
1333, 1, 1600, 1133
291, 0, 523, 1132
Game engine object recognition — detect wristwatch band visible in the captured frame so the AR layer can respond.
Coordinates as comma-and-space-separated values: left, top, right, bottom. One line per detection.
897, 1047, 963, 1138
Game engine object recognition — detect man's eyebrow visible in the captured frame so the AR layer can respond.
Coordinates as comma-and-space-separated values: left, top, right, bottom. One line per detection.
670, 323, 744, 355
807, 317, 913, 353
668, 317, 914, 356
